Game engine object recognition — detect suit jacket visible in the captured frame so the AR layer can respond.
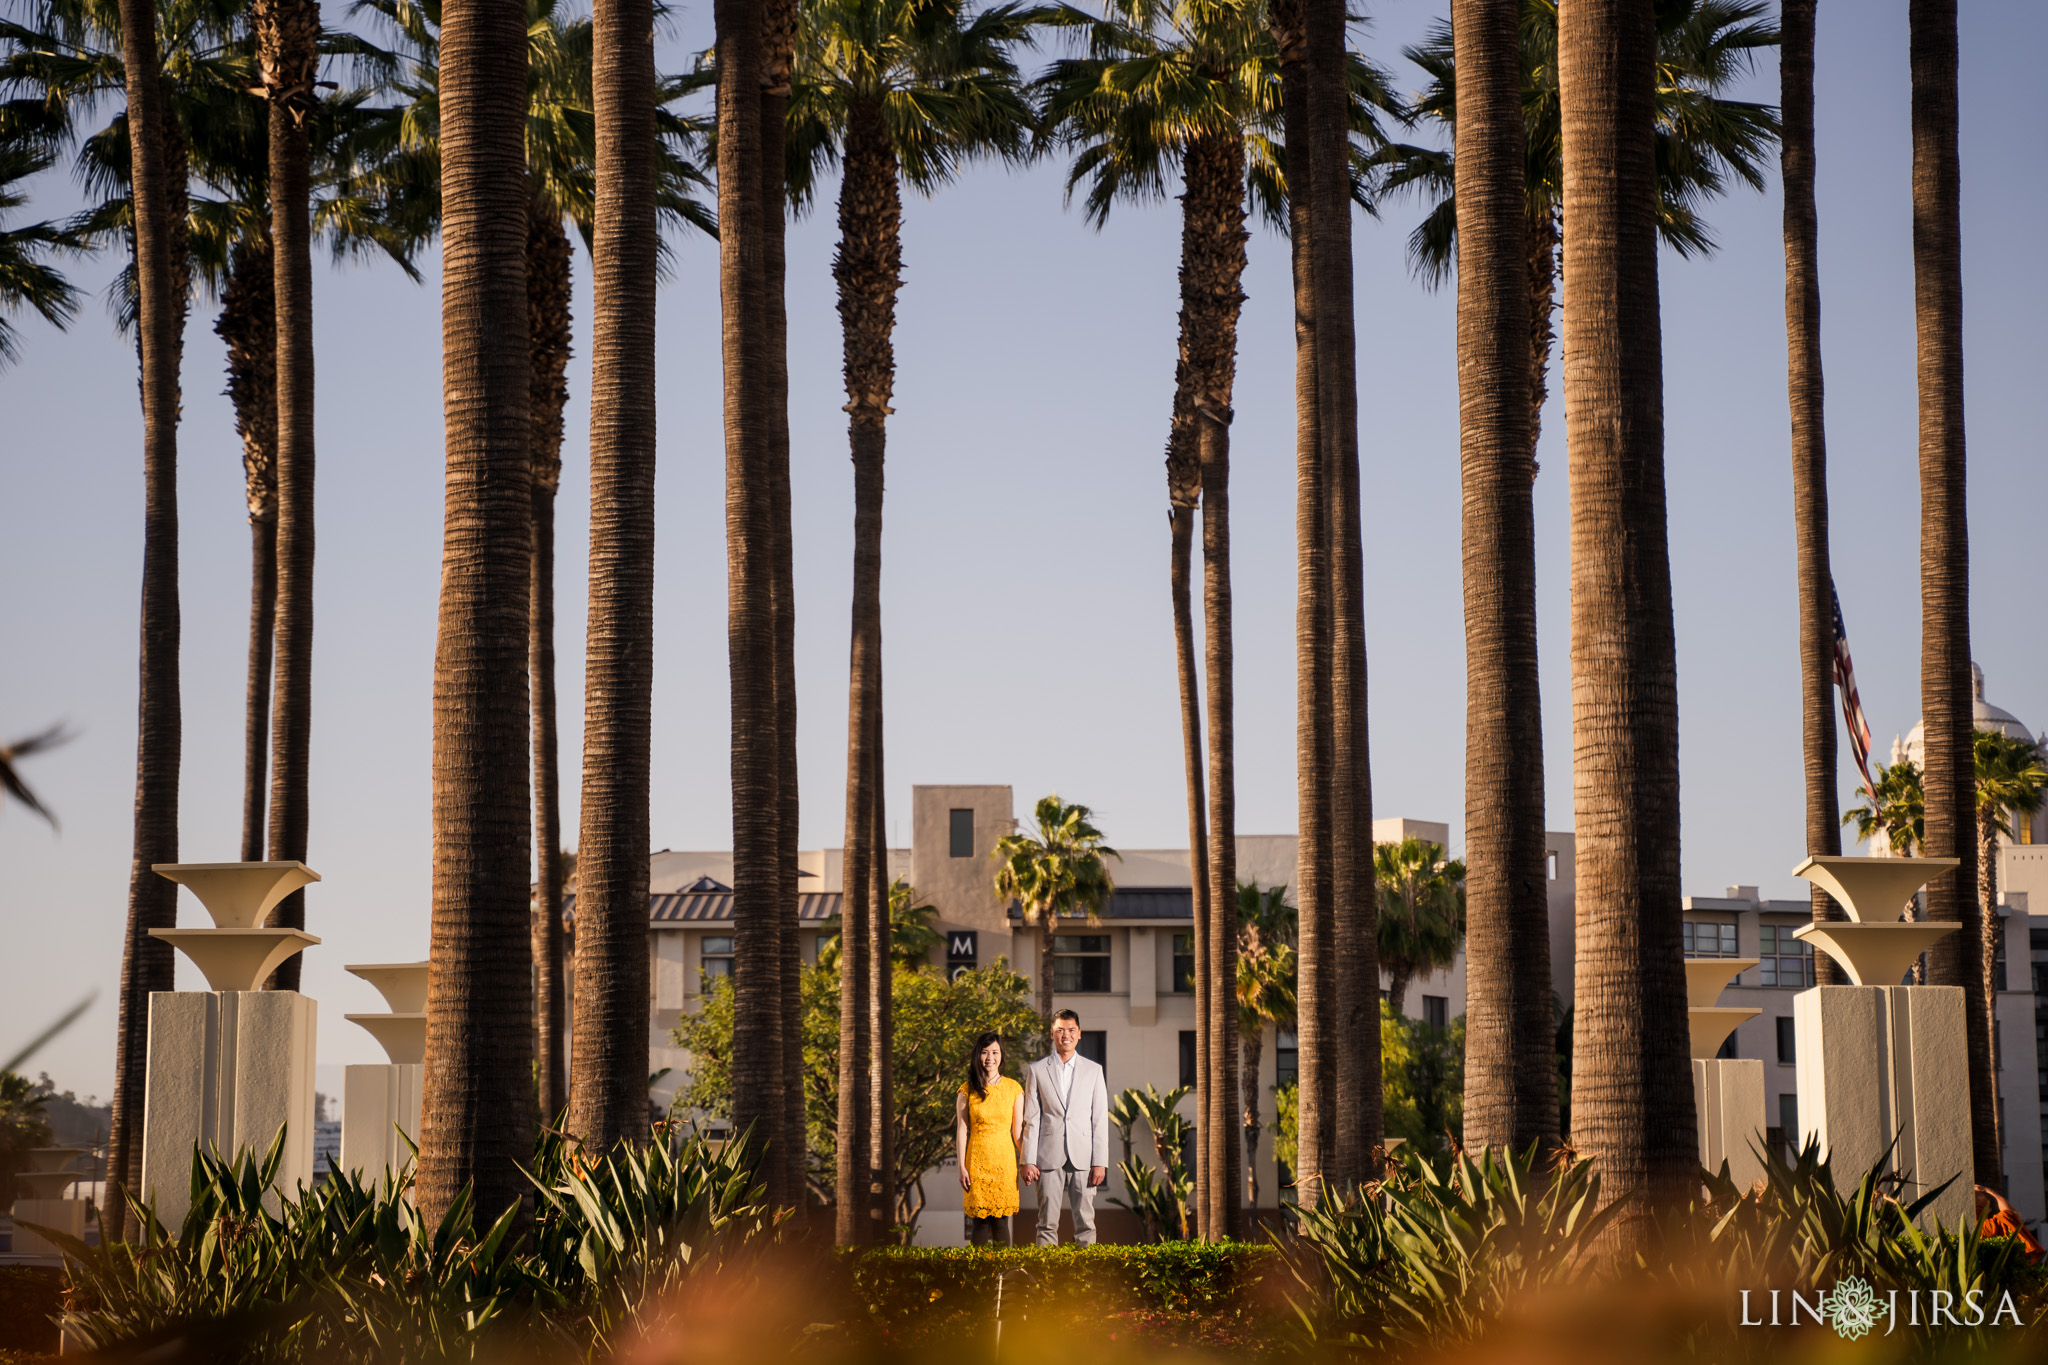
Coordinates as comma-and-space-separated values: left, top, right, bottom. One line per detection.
1020, 1051, 1110, 1171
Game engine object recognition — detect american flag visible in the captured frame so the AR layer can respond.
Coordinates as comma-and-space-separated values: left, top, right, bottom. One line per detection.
1832, 581, 1879, 798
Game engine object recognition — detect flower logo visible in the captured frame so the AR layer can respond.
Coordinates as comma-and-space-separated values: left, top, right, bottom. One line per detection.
1825, 1276, 1881, 1341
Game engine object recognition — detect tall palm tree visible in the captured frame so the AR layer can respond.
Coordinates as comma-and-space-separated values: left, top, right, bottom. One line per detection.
415, 0, 533, 1230
1777, 0, 1844, 984
112, 0, 183, 1244
251, 0, 319, 993
0, 118, 82, 364
1970, 729, 2046, 1161
1907, 0, 1986, 1189
1234, 879, 1293, 1207
1557, 0, 1693, 1224
786, 0, 1036, 1238
1382, 0, 1777, 458
1445, 0, 1552, 1159
715, 0, 793, 1213
992, 795, 1119, 1027
1373, 838, 1465, 1016
570, 0, 659, 1154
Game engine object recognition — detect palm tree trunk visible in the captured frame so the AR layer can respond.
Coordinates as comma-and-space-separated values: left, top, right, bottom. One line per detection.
835, 93, 899, 1243
1240, 1029, 1262, 1207
1307, 0, 1377, 1193
571, 0, 658, 1153
717, 0, 788, 1205
1979, 808, 2003, 1162
1453, 0, 1557, 1156
1386, 961, 1413, 1018
526, 195, 571, 1130
257, 0, 319, 991
1907, 0, 1991, 1186
1176, 130, 1249, 1242
1167, 499, 1209, 1229
870, 734, 894, 1233
835, 708, 872, 1245
1036, 913, 1058, 1030
1558, 0, 1694, 1225
417, 0, 535, 1229
760, 0, 805, 1214
219, 232, 279, 863
1780, 0, 1847, 988
1269, 0, 1330, 1215
105, 0, 183, 1240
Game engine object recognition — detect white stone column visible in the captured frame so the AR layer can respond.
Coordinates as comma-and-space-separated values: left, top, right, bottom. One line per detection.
339, 962, 429, 1187
1693, 1060, 1767, 1191
9, 1148, 93, 1258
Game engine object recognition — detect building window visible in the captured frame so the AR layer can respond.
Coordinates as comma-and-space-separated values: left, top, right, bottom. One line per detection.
1758, 926, 1814, 988
1171, 933, 1195, 993
1179, 1030, 1197, 1088
1777, 1016, 1796, 1064
1683, 921, 1737, 957
1547, 850, 1558, 880
1779, 1093, 1800, 1161
1423, 995, 1449, 1030
1995, 920, 2008, 990
1079, 1030, 1107, 1078
2019, 810, 2035, 846
1052, 934, 1111, 993
700, 935, 734, 981
1275, 1028, 1297, 1090
949, 808, 974, 858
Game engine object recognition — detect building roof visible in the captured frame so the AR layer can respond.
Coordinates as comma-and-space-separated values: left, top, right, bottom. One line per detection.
562, 891, 844, 926
1004, 887, 1194, 922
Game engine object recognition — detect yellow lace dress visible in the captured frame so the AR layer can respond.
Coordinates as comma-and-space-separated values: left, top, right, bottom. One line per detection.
959, 1075, 1023, 1218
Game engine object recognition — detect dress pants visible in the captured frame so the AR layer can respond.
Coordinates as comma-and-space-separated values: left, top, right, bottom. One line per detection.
1034, 1162, 1096, 1245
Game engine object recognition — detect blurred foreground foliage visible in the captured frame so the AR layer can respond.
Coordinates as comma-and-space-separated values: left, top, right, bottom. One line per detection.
12, 1126, 2048, 1362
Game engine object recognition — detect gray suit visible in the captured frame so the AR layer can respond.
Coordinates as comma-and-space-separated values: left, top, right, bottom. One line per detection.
1020, 1051, 1110, 1244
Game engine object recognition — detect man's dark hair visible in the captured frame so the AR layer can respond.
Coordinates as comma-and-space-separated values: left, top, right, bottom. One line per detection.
1053, 1008, 1081, 1027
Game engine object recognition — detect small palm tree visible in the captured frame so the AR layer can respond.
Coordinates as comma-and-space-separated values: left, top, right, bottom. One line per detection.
819, 877, 942, 970
1373, 838, 1465, 1017
1234, 879, 1293, 1206
992, 795, 1119, 1027
1844, 757, 1925, 861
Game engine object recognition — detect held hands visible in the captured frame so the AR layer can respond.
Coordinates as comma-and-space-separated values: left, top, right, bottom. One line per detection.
1088, 1166, 1106, 1188
1021, 1163, 1041, 1185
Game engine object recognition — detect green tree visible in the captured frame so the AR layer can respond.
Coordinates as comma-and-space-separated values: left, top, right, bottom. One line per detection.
1971, 728, 2047, 1161
0, 117, 81, 365
1380, 1001, 1464, 1154
992, 794, 1120, 1027
818, 877, 942, 971
673, 958, 1040, 1237
1373, 838, 1465, 1017
0, 1071, 55, 1207
1234, 880, 1294, 1207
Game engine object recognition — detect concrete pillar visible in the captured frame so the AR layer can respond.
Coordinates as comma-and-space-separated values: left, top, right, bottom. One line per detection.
340, 1063, 423, 1186
1793, 984, 1972, 1230
9, 1148, 92, 1258
140, 989, 318, 1226
1693, 1060, 1767, 1192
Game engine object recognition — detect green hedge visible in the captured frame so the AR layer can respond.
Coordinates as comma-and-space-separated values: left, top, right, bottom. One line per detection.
844, 1244, 1285, 1350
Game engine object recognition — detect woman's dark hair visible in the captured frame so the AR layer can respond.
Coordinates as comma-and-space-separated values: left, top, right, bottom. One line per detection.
966, 1031, 1004, 1101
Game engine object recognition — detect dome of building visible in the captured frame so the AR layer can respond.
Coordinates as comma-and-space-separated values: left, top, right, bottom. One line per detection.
1897, 662, 2039, 765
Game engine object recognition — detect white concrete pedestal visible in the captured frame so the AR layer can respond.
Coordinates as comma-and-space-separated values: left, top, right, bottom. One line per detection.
10, 1148, 93, 1257
1693, 1059, 1767, 1191
1794, 984, 1972, 1230
140, 990, 317, 1226
341, 1064, 422, 1185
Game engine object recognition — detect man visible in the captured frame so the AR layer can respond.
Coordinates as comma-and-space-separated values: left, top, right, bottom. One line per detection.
1020, 1008, 1109, 1245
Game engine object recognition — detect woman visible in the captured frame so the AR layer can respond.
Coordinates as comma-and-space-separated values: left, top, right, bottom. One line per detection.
954, 1030, 1024, 1246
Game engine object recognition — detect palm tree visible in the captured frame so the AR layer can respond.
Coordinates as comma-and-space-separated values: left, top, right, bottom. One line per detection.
784, 0, 1035, 1238
715, 0, 793, 1214
1381, 0, 1778, 459
1971, 729, 2046, 1161
250, 0, 319, 992
818, 877, 942, 969
0, 117, 82, 364
1907, 0, 1986, 1191
992, 794, 1120, 1027
1777, 0, 1844, 986
414, 0, 534, 1230
113, 0, 184, 1244
1373, 838, 1465, 1017
1234, 879, 1293, 1207
1557, 0, 1693, 1224
1445, 0, 1553, 1159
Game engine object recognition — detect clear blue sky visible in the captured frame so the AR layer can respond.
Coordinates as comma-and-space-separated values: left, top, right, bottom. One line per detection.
4, 1, 2044, 1101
